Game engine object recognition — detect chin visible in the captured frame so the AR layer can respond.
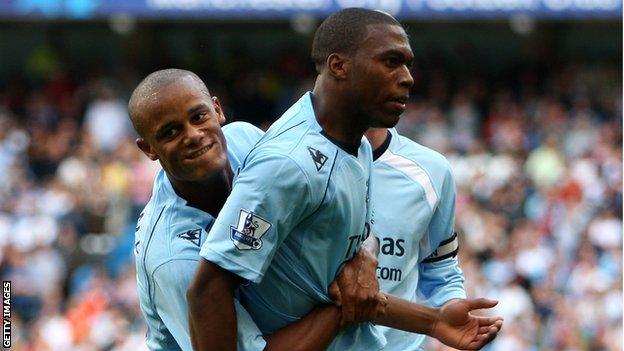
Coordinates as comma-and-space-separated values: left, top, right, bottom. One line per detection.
184, 161, 226, 182
188, 169, 220, 183
372, 115, 401, 128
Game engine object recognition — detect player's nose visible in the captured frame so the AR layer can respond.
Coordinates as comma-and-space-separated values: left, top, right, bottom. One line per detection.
398, 65, 414, 89
183, 125, 204, 146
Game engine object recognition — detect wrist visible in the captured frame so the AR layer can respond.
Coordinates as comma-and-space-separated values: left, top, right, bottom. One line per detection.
426, 307, 441, 337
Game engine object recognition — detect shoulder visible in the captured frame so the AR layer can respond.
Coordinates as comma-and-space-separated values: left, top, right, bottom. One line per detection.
236, 138, 338, 208
384, 131, 453, 184
223, 121, 264, 145
252, 92, 316, 153
397, 133, 450, 171
141, 197, 211, 276
224, 122, 265, 173
238, 149, 312, 189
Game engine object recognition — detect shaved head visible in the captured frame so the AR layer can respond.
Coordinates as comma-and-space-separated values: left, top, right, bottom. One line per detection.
311, 8, 401, 73
128, 68, 210, 137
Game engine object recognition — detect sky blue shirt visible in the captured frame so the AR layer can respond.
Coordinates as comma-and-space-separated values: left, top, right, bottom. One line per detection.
135, 122, 266, 351
372, 128, 466, 351
200, 92, 385, 351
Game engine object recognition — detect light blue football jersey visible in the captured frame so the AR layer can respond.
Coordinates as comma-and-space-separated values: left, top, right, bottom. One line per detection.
200, 92, 385, 351
371, 129, 466, 351
135, 122, 266, 351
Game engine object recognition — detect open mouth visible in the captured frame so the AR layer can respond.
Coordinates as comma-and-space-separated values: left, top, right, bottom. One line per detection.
388, 96, 408, 111
392, 96, 408, 104
187, 143, 214, 159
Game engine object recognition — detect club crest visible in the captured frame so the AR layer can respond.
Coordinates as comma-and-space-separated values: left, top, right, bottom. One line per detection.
230, 210, 271, 250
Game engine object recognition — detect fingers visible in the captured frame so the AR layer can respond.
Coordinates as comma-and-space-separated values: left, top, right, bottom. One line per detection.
476, 316, 504, 327
477, 326, 490, 334
468, 319, 503, 349
328, 282, 342, 306
482, 324, 501, 343
351, 291, 374, 323
341, 291, 387, 324
467, 333, 495, 350
477, 319, 503, 334
376, 292, 388, 313
466, 298, 498, 310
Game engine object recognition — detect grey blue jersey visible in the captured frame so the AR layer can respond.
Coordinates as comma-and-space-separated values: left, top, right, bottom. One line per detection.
372, 129, 466, 351
201, 92, 385, 351
135, 122, 266, 351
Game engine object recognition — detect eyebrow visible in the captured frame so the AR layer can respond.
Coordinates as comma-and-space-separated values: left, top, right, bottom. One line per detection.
187, 102, 210, 116
380, 49, 414, 66
383, 49, 414, 59
153, 102, 212, 138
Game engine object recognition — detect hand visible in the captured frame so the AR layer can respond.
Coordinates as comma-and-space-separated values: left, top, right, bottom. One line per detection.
328, 249, 387, 326
430, 298, 503, 350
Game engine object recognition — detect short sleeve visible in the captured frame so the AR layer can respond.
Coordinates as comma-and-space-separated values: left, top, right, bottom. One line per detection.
416, 165, 466, 306
200, 152, 312, 283
419, 163, 457, 261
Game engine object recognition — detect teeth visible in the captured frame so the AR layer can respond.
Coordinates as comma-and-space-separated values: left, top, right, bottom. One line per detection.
190, 145, 210, 159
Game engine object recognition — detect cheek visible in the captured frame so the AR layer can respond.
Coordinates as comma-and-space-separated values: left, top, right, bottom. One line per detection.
162, 147, 183, 172
359, 71, 387, 97
214, 145, 229, 166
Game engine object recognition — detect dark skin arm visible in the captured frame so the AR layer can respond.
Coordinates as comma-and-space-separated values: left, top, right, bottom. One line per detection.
187, 258, 239, 351
264, 305, 342, 351
268, 296, 502, 351
329, 278, 502, 350
330, 237, 503, 350
330, 233, 387, 325
188, 258, 343, 351
374, 295, 503, 350
188, 241, 501, 351
263, 235, 383, 350
266, 234, 383, 349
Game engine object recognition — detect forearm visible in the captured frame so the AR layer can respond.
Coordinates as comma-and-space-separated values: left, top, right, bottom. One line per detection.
264, 304, 341, 351
372, 293, 439, 336
187, 259, 240, 351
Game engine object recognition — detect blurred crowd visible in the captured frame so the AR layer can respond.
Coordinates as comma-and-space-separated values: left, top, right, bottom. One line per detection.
0, 38, 621, 350
409, 64, 623, 350
0, 71, 157, 350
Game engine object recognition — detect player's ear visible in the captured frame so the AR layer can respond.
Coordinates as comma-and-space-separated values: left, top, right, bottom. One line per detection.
212, 96, 226, 125
136, 138, 159, 161
327, 53, 351, 80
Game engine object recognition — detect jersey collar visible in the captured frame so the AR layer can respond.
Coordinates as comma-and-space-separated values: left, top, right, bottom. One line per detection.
372, 130, 392, 161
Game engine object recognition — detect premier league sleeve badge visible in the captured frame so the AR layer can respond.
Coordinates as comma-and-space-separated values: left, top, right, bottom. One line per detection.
230, 209, 272, 250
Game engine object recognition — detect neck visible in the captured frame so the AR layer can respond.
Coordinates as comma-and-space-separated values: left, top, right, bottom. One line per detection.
167, 166, 233, 217
312, 76, 368, 147
365, 128, 390, 150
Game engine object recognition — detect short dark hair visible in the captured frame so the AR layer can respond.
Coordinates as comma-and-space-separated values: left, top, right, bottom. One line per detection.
128, 68, 209, 136
311, 8, 401, 73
